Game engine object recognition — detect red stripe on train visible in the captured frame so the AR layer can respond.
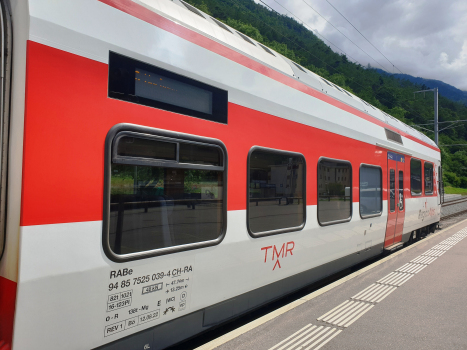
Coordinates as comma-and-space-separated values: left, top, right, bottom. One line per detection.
99, 0, 439, 153
21, 41, 395, 226
0, 276, 16, 348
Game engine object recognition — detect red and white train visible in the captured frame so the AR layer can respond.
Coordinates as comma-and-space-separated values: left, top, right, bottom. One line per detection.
0, 0, 441, 349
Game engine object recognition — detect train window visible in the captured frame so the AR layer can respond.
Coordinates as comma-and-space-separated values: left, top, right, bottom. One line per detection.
181, 1, 205, 18
410, 159, 422, 195
359, 165, 382, 218
258, 43, 275, 56
318, 159, 352, 225
399, 170, 404, 210
247, 147, 306, 237
292, 62, 307, 73
108, 52, 228, 124
389, 169, 395, 212
104, 125, 227, 261
425, 162, 433, 194
236, 31, 255, 45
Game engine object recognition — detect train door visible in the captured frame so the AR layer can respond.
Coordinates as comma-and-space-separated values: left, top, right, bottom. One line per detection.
384, 152, 405, 248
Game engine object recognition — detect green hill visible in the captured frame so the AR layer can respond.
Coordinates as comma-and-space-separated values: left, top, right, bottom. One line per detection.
186, 0, 467, 188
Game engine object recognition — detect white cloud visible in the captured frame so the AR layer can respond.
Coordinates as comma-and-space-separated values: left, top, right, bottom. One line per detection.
255, 0, 467, 90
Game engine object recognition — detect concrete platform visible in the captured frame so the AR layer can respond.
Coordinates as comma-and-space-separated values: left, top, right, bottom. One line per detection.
196, 219, 467, 350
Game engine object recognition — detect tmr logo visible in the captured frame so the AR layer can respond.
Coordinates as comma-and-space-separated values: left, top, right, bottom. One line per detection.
261, 242, 295, 271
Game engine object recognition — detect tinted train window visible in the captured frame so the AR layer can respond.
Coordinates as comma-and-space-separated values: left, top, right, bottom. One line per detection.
399, 170, 404, 210
105, 127, 226, 260
359, 166, 382, 217
318, 159, 352, 225
410, 159, 422, 195
248, 148, 305, 236
389, 169, 395, 212
108, 52, 228, 124
425, 162, 433, 194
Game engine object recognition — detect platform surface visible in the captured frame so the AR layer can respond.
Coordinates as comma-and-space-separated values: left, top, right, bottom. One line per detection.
203, 220, 467, 350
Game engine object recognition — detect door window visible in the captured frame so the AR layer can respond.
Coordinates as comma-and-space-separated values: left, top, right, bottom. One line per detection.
399, 170, 404, 211
390, 169, 395, 212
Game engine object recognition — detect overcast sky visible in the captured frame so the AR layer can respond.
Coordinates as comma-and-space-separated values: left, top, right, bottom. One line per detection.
255, 0, 467, 90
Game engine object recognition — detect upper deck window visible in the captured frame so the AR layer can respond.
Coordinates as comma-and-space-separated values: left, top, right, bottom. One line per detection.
108, 52, 228, 124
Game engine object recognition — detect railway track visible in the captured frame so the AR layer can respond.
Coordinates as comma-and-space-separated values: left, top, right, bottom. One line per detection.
441, 208, 467, 221
441, 197, 467, 207
440, 196, 467, 221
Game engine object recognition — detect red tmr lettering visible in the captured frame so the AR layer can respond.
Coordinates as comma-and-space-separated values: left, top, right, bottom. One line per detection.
273, 244, 285, 260
286, 241, 295, 257
262, 242, 295, 271
261, 246, 273, 262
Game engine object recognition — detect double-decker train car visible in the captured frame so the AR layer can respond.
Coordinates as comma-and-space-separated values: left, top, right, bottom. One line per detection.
0, 0, 441, 349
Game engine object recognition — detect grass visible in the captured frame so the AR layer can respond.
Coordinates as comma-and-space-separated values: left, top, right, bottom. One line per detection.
444, 186, 467, 195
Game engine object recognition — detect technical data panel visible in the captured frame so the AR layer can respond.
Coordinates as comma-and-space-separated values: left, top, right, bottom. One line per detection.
102, 261, 194, 339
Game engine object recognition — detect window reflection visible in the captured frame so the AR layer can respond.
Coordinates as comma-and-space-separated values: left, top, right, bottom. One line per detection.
248, 150, 305, 234
360, 166, 382, 217
318, 160, 352, 224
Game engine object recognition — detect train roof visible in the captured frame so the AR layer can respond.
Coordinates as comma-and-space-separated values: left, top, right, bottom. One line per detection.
148, 0, 437, 150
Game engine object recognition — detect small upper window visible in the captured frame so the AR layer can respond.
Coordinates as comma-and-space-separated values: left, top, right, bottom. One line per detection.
321, 78, 333, 87
104, 126, 227, 261
360, 165, 382, 218
424, 162, 433, 194
258, 43, 275, 56
318, 159, 352, 225
181, 1, 205, 18
108, 52, 228, 124
410, 158, 422, 195
292, 62, 307, 73
211, 17, 231, 32
236, 31, 255, 45
248, 148, 305, 236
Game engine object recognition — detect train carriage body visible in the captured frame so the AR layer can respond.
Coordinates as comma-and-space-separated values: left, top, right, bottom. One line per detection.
0, 1, 441, 349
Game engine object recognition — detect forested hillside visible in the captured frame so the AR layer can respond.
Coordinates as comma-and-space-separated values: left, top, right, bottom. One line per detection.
186, 0, 467, 188
376, 69, 467, 106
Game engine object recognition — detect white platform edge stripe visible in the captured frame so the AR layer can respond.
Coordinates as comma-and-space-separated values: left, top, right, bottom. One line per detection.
299, 327, 334, 350
352, 284, 381, 300
317, 300, 350, 321
359, 285, 389, 302
330, 303, 368, 326
268, 324, 313, 350
303, 328, 338, 350
377, 272, 397, 283
385, 273, 413, 286
343, 304, 374, 327
377, 272, 400, 284
325, 301, 364, 324
360, 285, 393, 302
385, 272, 412, 285
288, 326, 324, 350
279, 325, 321, 350
312, 329, 343, 350
375, 286, 397, 302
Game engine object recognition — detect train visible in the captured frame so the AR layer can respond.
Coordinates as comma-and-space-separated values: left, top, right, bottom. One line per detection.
0, 0, 441, 349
